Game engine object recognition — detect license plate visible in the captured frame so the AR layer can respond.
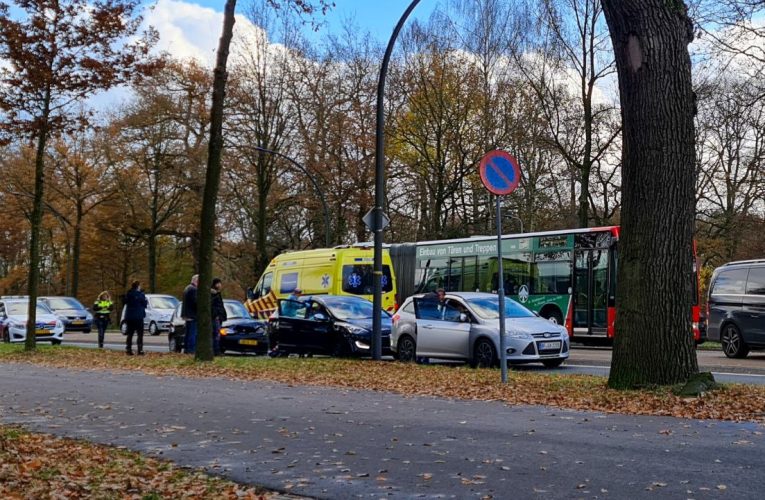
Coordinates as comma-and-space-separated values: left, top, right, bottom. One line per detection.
71, 320, 85, 325
539, 341, 561, 351
35, 329, 48, 335
239, 339, 258, 346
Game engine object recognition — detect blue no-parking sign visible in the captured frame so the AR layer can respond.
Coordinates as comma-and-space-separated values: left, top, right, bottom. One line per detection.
479, 150, 521, 196
478, 149, 522, 385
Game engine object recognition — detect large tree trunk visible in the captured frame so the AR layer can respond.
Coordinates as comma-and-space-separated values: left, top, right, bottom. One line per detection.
197, 0, 236, 362
603, 0, 699, 388
25, 89, 51, 352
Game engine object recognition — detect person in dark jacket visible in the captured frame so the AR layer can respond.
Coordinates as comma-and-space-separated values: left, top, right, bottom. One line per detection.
123, 280, 148, 355
93, 291, 114, 349
181, 274, 198, 354
211, 277, 227, 356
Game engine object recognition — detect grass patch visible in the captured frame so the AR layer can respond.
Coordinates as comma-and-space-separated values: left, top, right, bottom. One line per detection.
1, 344, 764, 422
697, 341, 723, 351
0, 425, 271, 499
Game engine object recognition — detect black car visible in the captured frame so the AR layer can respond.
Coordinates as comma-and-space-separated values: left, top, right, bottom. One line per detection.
268, 295, 392, 357
707, 259, 765, 358
168, 300, 268, 354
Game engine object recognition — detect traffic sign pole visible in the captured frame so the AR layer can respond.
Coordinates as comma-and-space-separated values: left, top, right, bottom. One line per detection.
478, 150, 521, 385
496, 196, 508, 383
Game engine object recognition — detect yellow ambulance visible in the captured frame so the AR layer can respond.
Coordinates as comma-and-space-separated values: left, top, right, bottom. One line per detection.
245, 245, 397, 319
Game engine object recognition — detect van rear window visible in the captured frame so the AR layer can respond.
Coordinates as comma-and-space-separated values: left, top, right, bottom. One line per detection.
712, 269, 748, 295
342, 265, 393, 295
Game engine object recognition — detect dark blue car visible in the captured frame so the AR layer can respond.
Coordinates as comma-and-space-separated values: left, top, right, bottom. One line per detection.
268, 295, 392, 357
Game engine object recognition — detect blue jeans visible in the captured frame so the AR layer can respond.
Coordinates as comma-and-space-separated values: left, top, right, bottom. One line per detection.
213, 318, 221, 355
185, 320, 197, 354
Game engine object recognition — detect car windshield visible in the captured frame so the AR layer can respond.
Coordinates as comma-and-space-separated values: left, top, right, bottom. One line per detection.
7, 302, 53, 316
45, 297, 83, 310
224, 301, 250, 319
149, 296, 178, 309
323, 297, 377, 320
467, 297, 536, 320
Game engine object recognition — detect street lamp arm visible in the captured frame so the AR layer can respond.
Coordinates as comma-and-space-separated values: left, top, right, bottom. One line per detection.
372, 0, 422, 360
252, 146, 331, 247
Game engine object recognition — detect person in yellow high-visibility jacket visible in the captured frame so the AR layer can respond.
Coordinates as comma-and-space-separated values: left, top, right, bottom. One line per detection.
93, 291, 114, 349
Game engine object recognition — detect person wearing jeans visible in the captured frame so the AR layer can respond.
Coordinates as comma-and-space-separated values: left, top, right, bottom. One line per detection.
181, 274, 198, 354
211, 278, 227, 356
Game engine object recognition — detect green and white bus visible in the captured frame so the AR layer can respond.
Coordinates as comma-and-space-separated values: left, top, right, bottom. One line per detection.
390, 226, 702, 344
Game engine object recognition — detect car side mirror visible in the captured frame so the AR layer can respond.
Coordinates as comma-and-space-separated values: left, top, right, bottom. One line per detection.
246, 287, 257, 300
459, 313, 469, 323
314, 313, 327, 321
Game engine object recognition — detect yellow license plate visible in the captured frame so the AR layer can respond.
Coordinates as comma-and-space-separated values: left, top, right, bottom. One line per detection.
35, 329, 48, 335
71, 320, 85, 325
239, 339, 258, 346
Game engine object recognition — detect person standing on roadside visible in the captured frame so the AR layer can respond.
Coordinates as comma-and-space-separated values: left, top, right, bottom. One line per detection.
93, 291, 113, 349
123, 280, 148, 355
211, 278, 227, 356
181, 274, 198, 354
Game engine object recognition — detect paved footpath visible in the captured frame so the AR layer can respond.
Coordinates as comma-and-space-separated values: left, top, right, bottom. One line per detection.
1, 364, 763, 499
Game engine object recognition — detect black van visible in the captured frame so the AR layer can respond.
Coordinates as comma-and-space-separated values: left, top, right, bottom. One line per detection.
707, 260, 765, 358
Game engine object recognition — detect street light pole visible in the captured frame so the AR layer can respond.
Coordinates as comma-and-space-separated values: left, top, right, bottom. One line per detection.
252, 146, 331, 247
372, 0, 422, 361
506, 214, 524, 234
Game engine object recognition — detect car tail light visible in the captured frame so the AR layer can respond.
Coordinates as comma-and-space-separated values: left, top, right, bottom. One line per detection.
219, 328, 228, 336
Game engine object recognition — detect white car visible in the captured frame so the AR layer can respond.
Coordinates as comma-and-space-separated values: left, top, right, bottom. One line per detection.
391, 292, 570, 368
120, 294, 179, 336
0, 297, 65, 345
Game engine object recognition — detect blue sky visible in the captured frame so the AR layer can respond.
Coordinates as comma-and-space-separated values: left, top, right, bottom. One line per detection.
179, 0, 440, 41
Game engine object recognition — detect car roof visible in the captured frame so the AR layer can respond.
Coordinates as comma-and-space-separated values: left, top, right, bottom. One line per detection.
146, 294, 177, 298
305, 295, 373, 305
405, 291, 497, 301
721, 259, 765, 266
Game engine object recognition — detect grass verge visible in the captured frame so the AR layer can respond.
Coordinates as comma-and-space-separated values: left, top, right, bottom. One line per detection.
1, 344, 764, 422
0, 425, 271, 499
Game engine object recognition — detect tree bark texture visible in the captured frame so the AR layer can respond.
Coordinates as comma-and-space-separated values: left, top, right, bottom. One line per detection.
602, 0, 699, 388
197, 0, 236, 362
25, 89, 52, 352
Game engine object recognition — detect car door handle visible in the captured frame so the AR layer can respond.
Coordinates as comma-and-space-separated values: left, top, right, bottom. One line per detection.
421, 324, 435, 329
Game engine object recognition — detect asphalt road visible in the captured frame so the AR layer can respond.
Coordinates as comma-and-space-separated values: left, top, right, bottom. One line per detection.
62, 332, 765, 385
1, 363, 763, 499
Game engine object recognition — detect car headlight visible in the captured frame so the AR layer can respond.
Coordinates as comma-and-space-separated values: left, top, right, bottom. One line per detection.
338, 323, 369, 336
9, 321, 25, 329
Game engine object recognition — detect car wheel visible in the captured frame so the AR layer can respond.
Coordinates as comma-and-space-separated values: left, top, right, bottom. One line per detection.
120, 322, 128, 335
168, 335, 177, 352
397, 335, 417, 363
2, 328, 9, 343
331, 338, 352, 358
471, 338, 497, 369
83, 329, 91, 334
51, 339, 62, 346
721, 324, 749, 359
149, 322, 159, 336
219, 347, 226, 355
542, 358, 565, 368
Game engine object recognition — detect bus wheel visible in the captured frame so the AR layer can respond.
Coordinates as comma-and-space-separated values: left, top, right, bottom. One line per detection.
397, 336, 416, 363
541, 307, 563, 326
722, 324, 749, 359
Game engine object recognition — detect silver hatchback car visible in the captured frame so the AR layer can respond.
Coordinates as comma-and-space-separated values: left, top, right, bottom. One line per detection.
391, 292, 569, 368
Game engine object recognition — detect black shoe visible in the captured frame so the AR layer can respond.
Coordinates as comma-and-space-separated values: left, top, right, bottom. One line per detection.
137, 351, 145, 356
98, 344, 103, 349
126, 350, 134, 356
